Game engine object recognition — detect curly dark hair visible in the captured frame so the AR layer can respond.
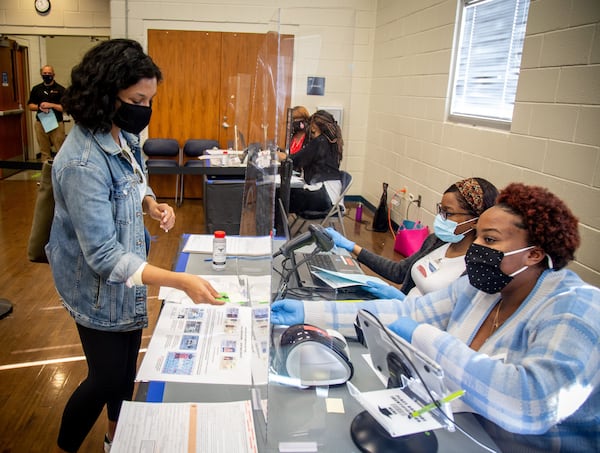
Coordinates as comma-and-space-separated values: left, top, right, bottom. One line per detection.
496, 183, 580, 270
62, 39, 162, 133
445, 177, 498, 216
309, 110, 343, 162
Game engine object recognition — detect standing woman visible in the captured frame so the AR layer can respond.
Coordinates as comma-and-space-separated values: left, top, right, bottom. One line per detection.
279, 110, 344, 214
47, 39, 221, 453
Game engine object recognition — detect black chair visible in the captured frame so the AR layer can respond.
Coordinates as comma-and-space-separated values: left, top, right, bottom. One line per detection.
142, 138, 181, 205
290, 170, 353, 237
181, 139, 220, 200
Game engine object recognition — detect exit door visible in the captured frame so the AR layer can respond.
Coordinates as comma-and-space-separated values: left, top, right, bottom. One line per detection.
0, 39, 29, 178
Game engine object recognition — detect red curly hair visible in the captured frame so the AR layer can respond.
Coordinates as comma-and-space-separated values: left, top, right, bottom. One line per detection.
496, 183, 580, 270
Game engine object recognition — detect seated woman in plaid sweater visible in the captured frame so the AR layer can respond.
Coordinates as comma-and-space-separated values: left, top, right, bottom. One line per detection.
272, 183, 599, 452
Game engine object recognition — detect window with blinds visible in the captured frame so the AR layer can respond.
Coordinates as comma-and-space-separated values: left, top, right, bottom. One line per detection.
450, 0, 530, 124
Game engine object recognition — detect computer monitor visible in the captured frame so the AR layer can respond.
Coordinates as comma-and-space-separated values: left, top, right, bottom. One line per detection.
350, 309, 457, 452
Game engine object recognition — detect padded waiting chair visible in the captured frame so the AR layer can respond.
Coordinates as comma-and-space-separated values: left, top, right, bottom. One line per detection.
290, 170, 353, 237
142, 138, 182, 205
181, 139, 220, 200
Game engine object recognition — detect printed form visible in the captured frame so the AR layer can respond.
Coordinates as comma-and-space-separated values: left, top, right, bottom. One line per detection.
111, 400, 257, 453
136, 302, 270, 385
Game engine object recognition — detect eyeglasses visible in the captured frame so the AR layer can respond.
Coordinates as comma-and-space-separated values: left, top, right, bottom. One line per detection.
436, 203, 472, 220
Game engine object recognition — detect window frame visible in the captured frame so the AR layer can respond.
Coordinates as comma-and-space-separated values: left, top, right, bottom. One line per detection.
447, 0, 530, 128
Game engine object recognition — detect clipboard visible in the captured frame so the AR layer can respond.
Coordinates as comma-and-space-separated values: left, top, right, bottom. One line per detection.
37, 111, 59, 132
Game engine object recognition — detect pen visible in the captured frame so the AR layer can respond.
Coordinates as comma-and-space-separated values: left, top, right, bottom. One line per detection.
409, 389, 465, 419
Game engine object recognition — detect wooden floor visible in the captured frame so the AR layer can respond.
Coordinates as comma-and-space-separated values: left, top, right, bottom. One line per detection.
0, 172, 400, 452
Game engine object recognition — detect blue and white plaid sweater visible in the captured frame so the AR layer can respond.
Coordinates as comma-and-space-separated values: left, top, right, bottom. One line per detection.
302, 269, 599, 452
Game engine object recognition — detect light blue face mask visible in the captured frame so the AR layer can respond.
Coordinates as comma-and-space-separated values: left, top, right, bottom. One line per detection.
433, 214, 476, 243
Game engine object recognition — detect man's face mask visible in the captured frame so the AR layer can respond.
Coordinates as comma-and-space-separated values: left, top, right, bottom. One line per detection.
465, 243, 535, 294
42, 74, 54, 84
113, 99, 152, 135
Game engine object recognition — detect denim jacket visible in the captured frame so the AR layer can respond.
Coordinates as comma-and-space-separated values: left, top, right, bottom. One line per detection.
46, 124, 155, 331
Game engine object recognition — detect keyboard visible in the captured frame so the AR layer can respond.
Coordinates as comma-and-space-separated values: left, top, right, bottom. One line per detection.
309, 253, 337, 271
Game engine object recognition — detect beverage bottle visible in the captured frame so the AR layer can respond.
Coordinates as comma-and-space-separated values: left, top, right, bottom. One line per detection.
355, 202, 363, 222
212, 230, 227, 271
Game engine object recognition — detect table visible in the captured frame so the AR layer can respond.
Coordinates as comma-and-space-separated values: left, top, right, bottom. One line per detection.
137, 238, 499, 452
146, 159, 247, 177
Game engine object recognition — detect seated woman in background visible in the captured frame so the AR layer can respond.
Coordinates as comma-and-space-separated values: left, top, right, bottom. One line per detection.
278, 110, 343, 214
271, 183, 599, 452
327, 177, 498, 299
288, 105, 310, 154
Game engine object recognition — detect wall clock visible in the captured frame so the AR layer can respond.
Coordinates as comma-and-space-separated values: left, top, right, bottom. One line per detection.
34, 0, 51, 14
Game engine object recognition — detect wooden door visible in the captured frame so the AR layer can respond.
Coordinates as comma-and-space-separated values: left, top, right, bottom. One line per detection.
0, 42, 28, 178
148, 30, 222, 143
147, 30, 221, 198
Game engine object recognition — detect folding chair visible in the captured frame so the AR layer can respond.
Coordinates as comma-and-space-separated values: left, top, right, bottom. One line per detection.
290, 170, 353, 236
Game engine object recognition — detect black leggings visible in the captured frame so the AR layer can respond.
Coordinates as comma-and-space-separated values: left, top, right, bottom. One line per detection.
57, 324, 142, 452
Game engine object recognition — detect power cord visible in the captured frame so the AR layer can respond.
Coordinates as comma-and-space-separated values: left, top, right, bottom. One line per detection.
274, 250, 322, 300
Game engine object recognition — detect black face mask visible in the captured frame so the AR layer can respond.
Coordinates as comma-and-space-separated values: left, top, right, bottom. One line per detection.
291, 120, 305, 134
465, 243, 533, 294
113, 99, 152, 134
42, 75, 54, 84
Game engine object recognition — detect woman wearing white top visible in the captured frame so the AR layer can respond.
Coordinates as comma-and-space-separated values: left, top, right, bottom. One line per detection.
327, 177, 498, 299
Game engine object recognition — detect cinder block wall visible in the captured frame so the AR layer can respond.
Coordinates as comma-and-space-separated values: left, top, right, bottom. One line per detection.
366, 0, 600, 285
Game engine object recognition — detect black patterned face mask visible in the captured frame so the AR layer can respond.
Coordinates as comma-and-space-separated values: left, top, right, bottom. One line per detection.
465, 243, 534, 294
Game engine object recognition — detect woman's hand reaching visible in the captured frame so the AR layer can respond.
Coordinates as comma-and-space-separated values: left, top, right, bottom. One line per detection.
180, 274, 222, 305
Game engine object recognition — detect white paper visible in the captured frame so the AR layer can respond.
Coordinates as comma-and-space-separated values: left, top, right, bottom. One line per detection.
111, 400, 257, 453
136, 302, 269, 384
347, 382, 445, 437
183, 234, 272, 256
158, 274, 271, 306
37, 110, 58, 132
309, 266, 387, 289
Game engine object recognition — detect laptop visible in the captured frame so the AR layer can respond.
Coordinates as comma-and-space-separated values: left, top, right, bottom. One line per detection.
293, 247, 364, 289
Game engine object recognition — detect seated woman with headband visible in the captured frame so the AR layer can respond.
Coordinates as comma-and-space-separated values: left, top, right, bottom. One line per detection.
327, 177, 498, 299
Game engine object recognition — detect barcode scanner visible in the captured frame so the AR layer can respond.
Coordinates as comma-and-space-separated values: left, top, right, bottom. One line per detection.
277, 323, 354, 387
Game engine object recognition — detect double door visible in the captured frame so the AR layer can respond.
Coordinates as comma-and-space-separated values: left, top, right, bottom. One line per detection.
147, 30, 293, 199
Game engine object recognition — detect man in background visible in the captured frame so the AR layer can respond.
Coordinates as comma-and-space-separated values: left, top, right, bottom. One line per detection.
27, 65, 66, 161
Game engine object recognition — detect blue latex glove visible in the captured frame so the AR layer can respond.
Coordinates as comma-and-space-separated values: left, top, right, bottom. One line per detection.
363, 280, 406, 301
325, 227, 355, 252
388, 317, 419, 342
270, 299, 305, 325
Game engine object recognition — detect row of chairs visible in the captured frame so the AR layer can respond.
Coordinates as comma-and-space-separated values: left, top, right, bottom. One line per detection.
145, 138, 354, 237
143, 138, 219, 206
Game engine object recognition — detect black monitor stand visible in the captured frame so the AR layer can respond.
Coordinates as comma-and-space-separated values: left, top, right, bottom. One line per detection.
350, 410, 438, 453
